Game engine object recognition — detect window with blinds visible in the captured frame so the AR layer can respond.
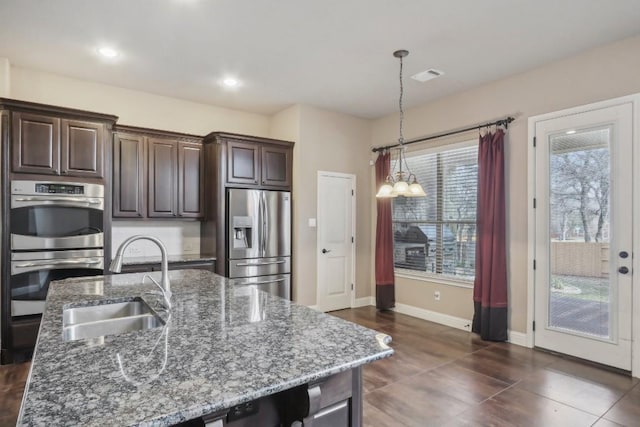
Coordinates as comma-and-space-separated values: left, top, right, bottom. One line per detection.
392, 141, 478, 282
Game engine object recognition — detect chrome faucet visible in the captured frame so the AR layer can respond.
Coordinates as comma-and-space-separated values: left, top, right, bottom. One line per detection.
109, 235, 172, 309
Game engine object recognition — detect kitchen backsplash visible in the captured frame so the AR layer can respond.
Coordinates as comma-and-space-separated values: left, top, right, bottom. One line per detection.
111, 221, 201, 257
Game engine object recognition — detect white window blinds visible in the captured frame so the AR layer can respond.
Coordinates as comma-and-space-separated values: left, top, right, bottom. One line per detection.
392, 142, 478, 282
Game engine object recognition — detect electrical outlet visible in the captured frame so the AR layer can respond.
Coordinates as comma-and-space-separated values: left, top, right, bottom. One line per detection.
434, 291, 441, 301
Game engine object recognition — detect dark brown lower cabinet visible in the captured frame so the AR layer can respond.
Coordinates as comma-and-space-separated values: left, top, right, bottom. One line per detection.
197, 368, 360, 427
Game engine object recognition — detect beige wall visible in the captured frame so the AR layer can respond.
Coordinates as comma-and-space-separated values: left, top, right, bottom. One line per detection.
0, 58, 10, 97
9, 67, 270, 136
271, 105, 371, 306
269, 104, 301, 143
370, 34, 640, 333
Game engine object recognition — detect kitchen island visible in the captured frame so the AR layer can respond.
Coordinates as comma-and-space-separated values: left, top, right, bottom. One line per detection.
17, 270, 392, 426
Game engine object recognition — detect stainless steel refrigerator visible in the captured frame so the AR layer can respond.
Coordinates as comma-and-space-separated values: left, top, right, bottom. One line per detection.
227, 189, 291, 299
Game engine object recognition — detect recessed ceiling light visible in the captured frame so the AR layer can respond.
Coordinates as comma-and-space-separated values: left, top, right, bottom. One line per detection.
97, 47, 119, 58
222, 77, 240, 88
566, 130, 577, 135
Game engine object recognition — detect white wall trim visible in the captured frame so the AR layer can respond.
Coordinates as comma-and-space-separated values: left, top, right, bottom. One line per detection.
508, 331, 530, 348
353, 297, 375, 308
307, 305, 319, 311
391, 303, 527, 347
393, 303, 472, 332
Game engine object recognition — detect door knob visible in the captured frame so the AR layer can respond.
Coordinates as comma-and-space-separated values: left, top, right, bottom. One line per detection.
321, 248, 331, 254
619, 251, 629, 259
619, 266, 629, 274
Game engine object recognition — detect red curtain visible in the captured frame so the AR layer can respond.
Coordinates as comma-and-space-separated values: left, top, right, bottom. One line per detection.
473, 130, 508, 341
375, 152, 395, 310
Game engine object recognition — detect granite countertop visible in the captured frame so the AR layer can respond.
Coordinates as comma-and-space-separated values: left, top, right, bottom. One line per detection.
121, 254, 216, 265
18, 270, 392, 426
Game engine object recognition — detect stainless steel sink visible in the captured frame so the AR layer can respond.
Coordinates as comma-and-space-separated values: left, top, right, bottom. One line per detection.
64, 300, 153, 325
63, 300, 164, 342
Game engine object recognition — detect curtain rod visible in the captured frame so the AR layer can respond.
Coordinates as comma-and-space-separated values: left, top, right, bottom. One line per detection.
371, 116, 515, 153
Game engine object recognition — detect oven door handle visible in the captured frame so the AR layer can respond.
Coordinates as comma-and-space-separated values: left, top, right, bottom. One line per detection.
13, 196, 103, 204
12, 258, 104, 275
14, 259, 102, 268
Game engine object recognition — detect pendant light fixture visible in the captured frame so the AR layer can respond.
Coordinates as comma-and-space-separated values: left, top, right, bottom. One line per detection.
376, 50, 426, 198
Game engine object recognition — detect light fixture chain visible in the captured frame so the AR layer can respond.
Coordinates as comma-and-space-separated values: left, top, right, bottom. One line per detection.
399, 54, 404, 145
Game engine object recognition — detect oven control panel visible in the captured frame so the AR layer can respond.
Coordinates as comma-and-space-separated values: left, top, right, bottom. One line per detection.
35, 183, 84, 195
11, 180, 104, 198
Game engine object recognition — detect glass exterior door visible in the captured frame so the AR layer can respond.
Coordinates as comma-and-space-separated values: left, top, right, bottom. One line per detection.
534, 103, 632, 370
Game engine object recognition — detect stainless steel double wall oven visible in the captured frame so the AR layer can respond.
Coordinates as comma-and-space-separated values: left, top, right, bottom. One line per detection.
3, 180, 105, 358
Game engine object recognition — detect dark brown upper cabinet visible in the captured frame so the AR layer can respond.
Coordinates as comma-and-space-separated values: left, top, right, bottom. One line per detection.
113, 132, 146, 218
227, 140, 260, 185
178, 142, 204, 218
11, 112, 107, 179
11, 112, 60, 175
213, 134, 293, 190
113, 126, 203, 220
148, 138, 178, 218
60, 119, 104, 178
261, 144, 291, 188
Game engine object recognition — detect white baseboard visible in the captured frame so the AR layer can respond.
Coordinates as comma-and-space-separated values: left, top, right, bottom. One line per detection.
353, 297, 375, 308
307, 305, 319, 311
391, 302, 530, 347
508, 331, 530, 347
393, 303, 472, 332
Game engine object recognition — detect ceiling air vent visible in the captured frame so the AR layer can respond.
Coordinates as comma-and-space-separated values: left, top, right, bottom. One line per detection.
411, 69, 444, 83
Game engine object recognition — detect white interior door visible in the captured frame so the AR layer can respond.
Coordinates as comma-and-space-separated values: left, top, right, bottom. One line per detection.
316, 172, 355, 312
534, 103, 633, 370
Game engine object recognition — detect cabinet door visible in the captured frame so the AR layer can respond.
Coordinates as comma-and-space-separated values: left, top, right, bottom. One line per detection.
12, 112, 60, 175
261, 144, 291, 187
178, 141, 204, 218
227, 140, 260, 185
60, 119, 105, 178
113, 133, 146, 218
148, 138, 178, 218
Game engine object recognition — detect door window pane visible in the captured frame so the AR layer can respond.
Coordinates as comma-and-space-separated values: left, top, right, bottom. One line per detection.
548, 126, 612, 338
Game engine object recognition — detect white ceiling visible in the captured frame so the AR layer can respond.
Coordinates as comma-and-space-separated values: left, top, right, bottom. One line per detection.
1, 1, 639, 119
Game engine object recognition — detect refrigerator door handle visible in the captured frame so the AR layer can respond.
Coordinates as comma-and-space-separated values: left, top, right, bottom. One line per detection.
261, 192, 267, 257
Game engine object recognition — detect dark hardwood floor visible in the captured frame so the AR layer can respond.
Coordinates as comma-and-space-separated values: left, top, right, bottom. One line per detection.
330, 306, 640, 427
1, 307, 638, 426
0, 360, 29, 426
